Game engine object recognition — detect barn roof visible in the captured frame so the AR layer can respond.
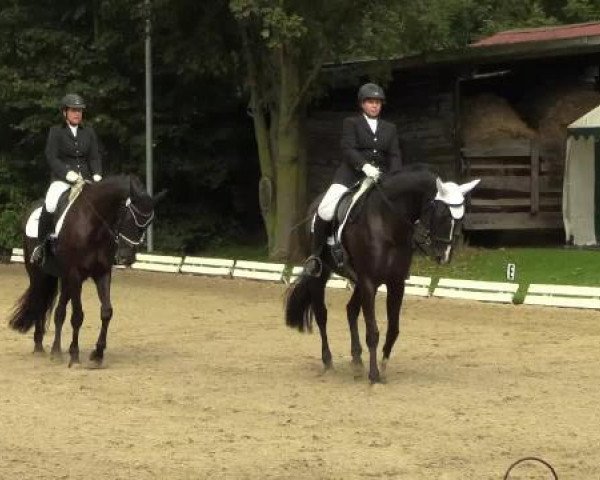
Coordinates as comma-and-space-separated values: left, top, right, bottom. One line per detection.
472, 22, 600, 47
323, 21, 600, 74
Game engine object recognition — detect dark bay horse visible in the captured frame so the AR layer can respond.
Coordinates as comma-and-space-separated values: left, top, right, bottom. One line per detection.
9, 175, 165, 367
285, 168, 479, 383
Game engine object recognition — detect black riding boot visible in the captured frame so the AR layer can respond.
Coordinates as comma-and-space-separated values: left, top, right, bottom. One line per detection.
30, 206, 55, 265
303, 216, 331, 277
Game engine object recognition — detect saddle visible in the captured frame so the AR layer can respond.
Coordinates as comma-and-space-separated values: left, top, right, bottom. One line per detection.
327, 178, 376, 280
25, 181, 87, 276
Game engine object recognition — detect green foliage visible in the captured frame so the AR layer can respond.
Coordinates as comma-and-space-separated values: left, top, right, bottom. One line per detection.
2, 0, 600, 255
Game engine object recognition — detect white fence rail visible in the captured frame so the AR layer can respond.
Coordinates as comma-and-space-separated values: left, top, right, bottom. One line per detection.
6, 248, 600, 310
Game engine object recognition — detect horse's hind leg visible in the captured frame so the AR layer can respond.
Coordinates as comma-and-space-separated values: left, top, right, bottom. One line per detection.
311, 275, 332, 369
90, 271, 113, 365
347, 285, 363, 365
51, 282, 69, 357
66, 279, 84, 367
360, 281, 382, 384
381, 281, 405, 375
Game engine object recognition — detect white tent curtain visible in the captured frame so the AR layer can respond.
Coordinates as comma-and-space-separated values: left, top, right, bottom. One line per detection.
563, 135, 597, 245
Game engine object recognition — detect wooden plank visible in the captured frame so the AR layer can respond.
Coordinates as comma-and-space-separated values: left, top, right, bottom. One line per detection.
326, 278, 349, 289
476, 175, 561, 193
234, 260, 285, 272
470, 197, 560, 208
463, 212, 563, 230
131, 263, 181, 273
530, 141, 540, 214
135, 254, 182, 265
524, 295, 600, 309
407, 275, 432, 287
436, 278, 512, 292
437, 278, 519, 293
462, 141, 532, 158
180, 265, 233, 276
527, 284, 600, 297
433, 288, 515, 303
232, 270, 283, 282
405, 286, 430, 297
469, 163, 531, 171
182, 256, 234, 268
10, 248, 24, 263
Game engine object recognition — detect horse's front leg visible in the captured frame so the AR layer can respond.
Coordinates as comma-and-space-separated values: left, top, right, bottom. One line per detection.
360, 281, 381, 383
89, 271, 113, 366
381, 281, 405, 376
346, 285, 363, 366
67, 279, 84, 367
51, 282, 69, 358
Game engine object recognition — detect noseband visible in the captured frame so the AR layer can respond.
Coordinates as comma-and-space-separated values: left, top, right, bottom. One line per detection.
115, 198, 155, 247
412, 201, 459, 255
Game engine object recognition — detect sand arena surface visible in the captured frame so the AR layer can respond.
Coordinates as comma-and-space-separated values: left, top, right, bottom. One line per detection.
0, 263, 599, 479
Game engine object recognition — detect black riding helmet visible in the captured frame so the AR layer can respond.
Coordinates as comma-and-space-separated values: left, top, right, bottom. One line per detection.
357, 83, 385, 103
61, 93, 86, 110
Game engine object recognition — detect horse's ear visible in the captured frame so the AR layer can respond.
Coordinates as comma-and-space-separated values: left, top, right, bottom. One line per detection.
129, 176, 145, 198
152, 189, 168, 205
435, 177, 446, 196
458, 178, 480, 195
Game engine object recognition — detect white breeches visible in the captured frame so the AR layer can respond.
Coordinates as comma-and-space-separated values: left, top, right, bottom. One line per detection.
45, 181, 70, 213
317, 183, 349, 221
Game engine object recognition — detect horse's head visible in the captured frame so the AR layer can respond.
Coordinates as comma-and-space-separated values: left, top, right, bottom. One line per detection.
115, 176, 167, 266
415, 177, 479, 264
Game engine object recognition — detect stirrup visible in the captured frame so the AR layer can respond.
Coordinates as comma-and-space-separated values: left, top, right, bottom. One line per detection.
30, 244, 45, 265
304, 255, 323, 278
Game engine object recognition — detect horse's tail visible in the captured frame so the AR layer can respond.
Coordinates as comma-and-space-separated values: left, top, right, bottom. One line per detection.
285, 270, 330, 332
8, 268, 58, 334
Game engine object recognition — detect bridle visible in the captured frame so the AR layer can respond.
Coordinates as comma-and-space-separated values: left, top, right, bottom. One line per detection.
413, 199, 462, 255
114, 198, 155, 247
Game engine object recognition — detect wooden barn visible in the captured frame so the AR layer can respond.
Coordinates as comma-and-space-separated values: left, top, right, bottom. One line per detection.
305, 22, 600, 234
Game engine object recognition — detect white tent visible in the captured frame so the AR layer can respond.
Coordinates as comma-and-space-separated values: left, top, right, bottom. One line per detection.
563, 104, 600, 246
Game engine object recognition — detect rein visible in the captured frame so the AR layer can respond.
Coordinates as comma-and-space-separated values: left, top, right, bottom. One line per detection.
79, 188, 154, 247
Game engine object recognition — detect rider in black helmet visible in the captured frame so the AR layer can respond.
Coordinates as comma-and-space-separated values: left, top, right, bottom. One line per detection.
30, 93, 103, 266
303, 82, 402, 277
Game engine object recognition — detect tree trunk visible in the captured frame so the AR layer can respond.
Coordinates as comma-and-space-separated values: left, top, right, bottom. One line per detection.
268, 48, 306, 261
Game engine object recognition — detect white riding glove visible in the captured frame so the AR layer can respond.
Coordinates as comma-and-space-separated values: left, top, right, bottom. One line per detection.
65, 170, 80, 183
93, 174, 102, 182
361, 163, 381, 181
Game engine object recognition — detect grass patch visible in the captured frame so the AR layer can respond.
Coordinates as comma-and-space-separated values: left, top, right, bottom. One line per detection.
410, 246, 600, 302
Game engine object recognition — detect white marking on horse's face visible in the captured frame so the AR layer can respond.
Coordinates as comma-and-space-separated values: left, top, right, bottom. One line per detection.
440, 219, 456, 264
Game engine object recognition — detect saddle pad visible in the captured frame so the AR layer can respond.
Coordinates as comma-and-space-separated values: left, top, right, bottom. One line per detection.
25, 207, 42, 238
54, 180, 86, 236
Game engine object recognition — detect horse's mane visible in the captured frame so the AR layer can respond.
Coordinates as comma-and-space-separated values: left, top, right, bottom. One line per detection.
86, 174, 145, 199
379, 164, 438, 199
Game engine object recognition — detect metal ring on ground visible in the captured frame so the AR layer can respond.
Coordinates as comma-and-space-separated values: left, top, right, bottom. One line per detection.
503, 456, 558, 479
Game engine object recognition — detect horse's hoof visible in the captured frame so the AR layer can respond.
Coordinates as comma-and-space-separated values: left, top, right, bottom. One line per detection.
32, 347, 46, 355
87, 359, 104, 370
89, 351, 104, 367
381, 358, 389, 373
369, 372, 386, 385
68, 358, 80, 368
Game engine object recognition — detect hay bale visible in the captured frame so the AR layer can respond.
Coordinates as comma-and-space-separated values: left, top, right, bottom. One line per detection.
461, 94, 536, 145
530, 84, 600, 150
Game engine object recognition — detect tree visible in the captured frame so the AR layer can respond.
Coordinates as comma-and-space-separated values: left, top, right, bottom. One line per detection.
228, 0, 416, 260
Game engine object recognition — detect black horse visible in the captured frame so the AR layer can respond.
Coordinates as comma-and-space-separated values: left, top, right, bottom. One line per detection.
8, 175, 165, 367
285, 167, 479, 383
